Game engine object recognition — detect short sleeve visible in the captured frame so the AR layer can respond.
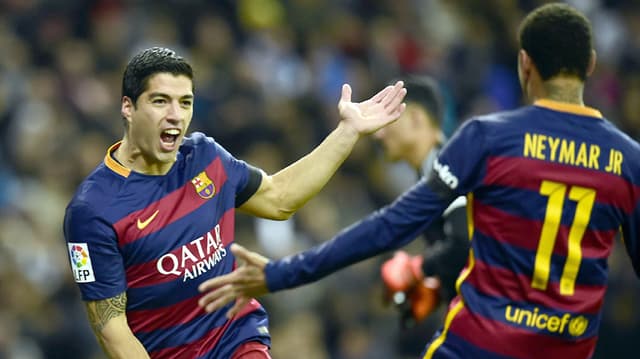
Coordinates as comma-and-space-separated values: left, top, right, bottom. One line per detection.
209, 139, 263, 207
63, 201, 127, 301
427, 119, 489, 197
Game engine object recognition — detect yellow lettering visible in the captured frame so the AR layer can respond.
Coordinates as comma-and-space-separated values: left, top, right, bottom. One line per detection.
575, 143, 588, 167
536, 314, 549, 329
524, 133, 536, 158
504, 306, 589, 335
614, 151, 623, 175
605, 149, 624, 175
505, 306, 518, 322
547, 316, 560, 332
588, 145, 600, 169
536, 134, 547, 160
559, 139, 575, 165
547, 137, 560, 161
528, 307, 539, 326
517, 309, 532, 325
559, 313, 571, 333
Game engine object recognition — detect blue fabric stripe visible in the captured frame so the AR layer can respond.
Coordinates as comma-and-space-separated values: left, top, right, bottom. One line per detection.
136, 304, 268, 352
472, 230, 608, 286
423, 330, 515, 359
475, 185, 624, 231
459, 282, 600, 340
127, 257, 234, 310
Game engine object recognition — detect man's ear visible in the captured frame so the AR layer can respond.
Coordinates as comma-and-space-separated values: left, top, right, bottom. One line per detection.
121, 96, 134, 125
519, 49, 532, 77
586, 50, 597, 78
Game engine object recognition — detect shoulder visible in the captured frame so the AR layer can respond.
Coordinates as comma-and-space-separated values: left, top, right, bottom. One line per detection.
180, 131, 225, 158
470, 106, 534, 128
67, 164, 126, 220
599, 118, 640, 150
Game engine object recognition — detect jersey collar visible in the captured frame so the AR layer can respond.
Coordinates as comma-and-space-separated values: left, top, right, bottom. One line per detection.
534, 99, 602, 119
104, 142, 131, 178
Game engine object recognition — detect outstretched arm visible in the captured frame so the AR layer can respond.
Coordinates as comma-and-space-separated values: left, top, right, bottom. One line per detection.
200, 178, 451, 317
238, 82, 407, 220
85, 292, 149, 359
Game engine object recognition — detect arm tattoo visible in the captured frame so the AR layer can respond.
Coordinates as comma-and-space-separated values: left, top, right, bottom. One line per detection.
86, 292, 127, 333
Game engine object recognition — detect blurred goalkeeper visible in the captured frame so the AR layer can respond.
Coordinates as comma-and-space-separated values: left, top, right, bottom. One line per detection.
374, 77, 468, 332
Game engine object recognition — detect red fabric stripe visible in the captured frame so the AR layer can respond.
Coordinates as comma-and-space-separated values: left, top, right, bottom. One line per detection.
474, 201, 617, 259
149, 299, 261, 359
466, 260, 606, 314
448, 303, 597, 359
483, 156, 639, 213
114, 158, 228, 247
125, 210, 235, 288
128, 293, 205, 333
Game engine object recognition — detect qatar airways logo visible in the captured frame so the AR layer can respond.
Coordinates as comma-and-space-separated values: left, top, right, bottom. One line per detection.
433, 158, 459, 189
156, 224, 228, 282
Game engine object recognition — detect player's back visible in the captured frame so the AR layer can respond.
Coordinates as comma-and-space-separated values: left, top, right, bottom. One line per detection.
429, 100, 640, 359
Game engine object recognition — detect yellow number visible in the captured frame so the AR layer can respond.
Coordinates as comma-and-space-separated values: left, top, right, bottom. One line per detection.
532, 180, 596, 296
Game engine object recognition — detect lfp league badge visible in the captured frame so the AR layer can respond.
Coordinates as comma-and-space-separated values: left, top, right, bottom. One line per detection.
68, 243, 96, 283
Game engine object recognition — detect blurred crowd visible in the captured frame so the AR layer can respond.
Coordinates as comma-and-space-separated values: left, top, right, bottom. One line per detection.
0, 0, 639, 358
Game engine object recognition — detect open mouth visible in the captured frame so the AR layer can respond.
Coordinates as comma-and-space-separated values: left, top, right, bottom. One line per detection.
160, 128, 181, 151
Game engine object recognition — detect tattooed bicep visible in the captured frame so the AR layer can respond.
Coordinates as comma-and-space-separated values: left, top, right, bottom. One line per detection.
85, 292, 127, 333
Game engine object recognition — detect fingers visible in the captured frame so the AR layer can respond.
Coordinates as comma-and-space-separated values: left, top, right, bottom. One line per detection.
199, 283, 236, 313
340, 84, 352, 103
198, 270, 237, 292
383, 83, 407, 112
226, 297, 250, 319
371, 85, 393, 103
230, 243, 269, 268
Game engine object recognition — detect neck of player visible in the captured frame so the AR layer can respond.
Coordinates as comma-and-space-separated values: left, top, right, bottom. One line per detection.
114, 137, 176, 176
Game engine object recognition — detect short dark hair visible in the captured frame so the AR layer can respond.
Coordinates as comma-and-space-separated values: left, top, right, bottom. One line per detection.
122, 47, 194, 104
402, 76, 444, 126
518, 3, 593, 81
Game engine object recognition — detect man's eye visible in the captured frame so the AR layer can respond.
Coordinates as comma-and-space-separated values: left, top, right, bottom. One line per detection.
153, 98, 167, 104
182, 101, 193, 107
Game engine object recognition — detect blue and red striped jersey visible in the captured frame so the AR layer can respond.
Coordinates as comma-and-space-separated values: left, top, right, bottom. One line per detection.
64, 132, 270, 358
265, 100, 640, 359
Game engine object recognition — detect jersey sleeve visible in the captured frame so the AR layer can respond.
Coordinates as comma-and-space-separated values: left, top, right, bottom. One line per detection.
63, 201, 127, 301
264, 179, 451, 291
207, 138, 264, 207
427, 118, 489, 198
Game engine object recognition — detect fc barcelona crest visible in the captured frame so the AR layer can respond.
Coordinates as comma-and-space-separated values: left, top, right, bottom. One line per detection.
191, 171, 216, 199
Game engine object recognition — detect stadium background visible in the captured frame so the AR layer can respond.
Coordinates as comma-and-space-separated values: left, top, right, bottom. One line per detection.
0, 0, 639, 358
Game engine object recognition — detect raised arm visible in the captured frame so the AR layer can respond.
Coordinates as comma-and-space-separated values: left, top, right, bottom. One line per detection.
84, 292, 149, 359
238, 81, 406, 220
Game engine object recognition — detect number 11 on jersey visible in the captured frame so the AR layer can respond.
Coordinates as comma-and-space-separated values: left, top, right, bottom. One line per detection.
532, 180, 596, 296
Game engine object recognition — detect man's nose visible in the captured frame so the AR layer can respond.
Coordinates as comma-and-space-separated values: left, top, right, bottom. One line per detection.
166, 101, 182, 121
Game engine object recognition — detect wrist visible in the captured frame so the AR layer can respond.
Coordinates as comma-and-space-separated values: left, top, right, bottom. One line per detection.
336, 119, 362, 139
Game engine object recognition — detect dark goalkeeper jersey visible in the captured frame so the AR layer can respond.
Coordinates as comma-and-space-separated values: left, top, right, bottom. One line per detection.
64, 132, 269, 358
265, 100, 640, 359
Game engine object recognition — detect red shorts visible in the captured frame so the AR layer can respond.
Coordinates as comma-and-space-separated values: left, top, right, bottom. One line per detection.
230, 341, 271, 359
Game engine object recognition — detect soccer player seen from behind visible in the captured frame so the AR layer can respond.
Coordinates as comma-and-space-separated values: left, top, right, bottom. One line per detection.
198, 4, 640, 359
63, 47, 406, 358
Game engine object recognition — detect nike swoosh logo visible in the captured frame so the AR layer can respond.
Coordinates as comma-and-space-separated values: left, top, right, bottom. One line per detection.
137, 210, 159, 230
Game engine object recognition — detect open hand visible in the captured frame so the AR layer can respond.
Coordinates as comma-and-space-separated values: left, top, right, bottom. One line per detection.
338, 81, 407, 135
198, 244, 270, 318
